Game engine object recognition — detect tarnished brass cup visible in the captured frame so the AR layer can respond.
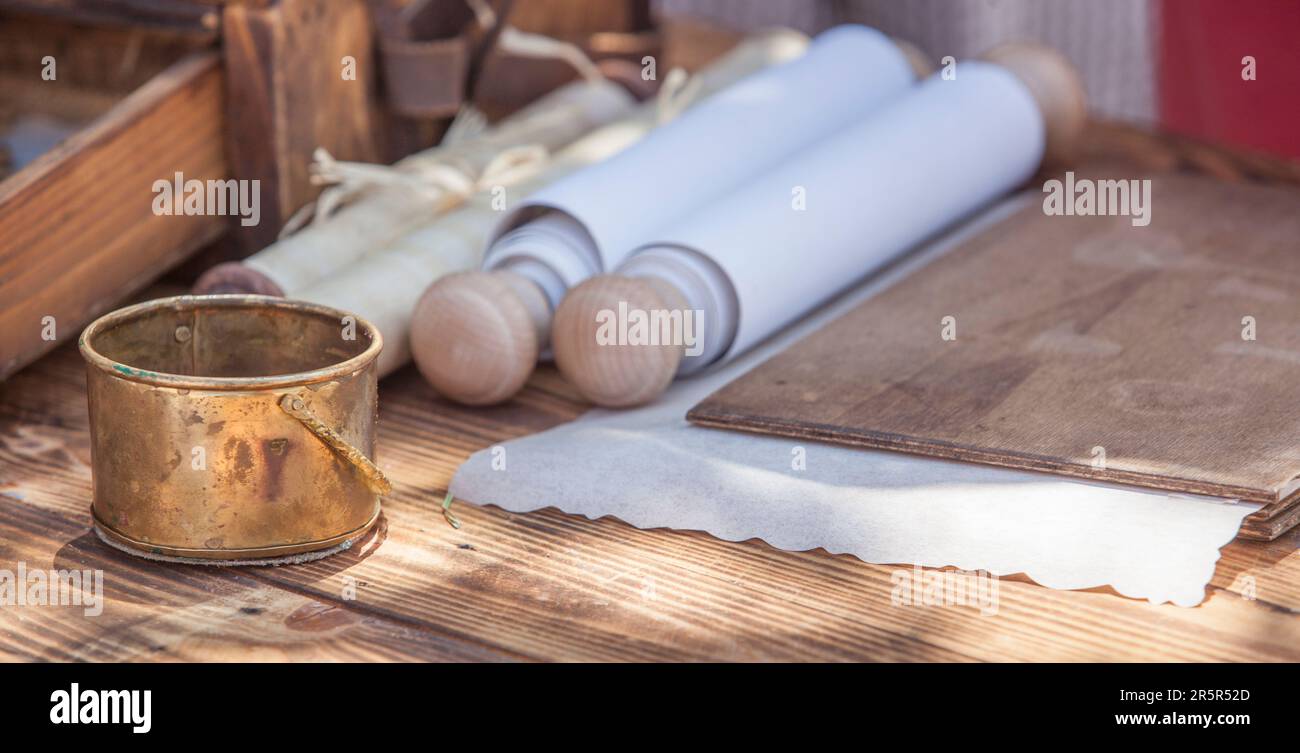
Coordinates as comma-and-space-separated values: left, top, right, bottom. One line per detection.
80, 295, 388, 563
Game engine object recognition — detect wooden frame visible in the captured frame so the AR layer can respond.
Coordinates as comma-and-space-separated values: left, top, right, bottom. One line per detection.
0, 0, 386, 379
0, 52, 227, 381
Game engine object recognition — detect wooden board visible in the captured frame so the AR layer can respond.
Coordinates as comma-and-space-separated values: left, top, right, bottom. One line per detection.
220, 0, 384, 252
689, 168, 1300, 538
1, 284, 1299, 661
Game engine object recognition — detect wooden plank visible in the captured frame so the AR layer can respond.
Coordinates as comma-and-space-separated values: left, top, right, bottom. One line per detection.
0, 51, 228, 381
2, 319, 1297, 662
689, 170, 1300, 518
0, 494, 507, 662
507, 0, 648, 37
0, 75, 121, 124
1242, 495, 1300, 540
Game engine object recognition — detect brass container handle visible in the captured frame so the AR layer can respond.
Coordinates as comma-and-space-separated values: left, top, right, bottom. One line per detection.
278, 394, 392, 496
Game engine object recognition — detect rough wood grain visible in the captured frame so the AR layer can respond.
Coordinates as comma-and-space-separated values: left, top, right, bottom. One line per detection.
1, 294, 1297, 662
689, 170, 1300, 538
0, 51, 227, 382
506, 0, 649, 37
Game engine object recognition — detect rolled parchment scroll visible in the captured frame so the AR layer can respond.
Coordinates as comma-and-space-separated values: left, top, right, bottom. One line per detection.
552, 44, 1087, 407
416, 25, 929, 405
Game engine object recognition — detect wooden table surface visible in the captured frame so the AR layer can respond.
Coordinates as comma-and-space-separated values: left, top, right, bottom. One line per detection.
1, 321, 1298, 662
4, 120, 1300, 661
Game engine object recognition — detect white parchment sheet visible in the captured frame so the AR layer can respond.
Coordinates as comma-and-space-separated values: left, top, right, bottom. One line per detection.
452, 196, 1260, 607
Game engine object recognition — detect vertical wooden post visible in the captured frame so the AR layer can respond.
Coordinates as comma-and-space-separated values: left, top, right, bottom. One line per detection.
221, 0, 384, 250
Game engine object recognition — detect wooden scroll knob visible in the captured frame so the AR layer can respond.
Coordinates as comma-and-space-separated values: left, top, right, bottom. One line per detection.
552, 274, 686, 408
981, 42, 1087, 167
410, 270, 552, 406
192, 262, 285, 296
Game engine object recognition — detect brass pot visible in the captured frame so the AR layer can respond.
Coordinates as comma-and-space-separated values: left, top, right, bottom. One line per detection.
80, 295, 389, 562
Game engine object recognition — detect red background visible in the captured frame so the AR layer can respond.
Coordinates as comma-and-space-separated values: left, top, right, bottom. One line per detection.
1159, 0, 1300, 160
